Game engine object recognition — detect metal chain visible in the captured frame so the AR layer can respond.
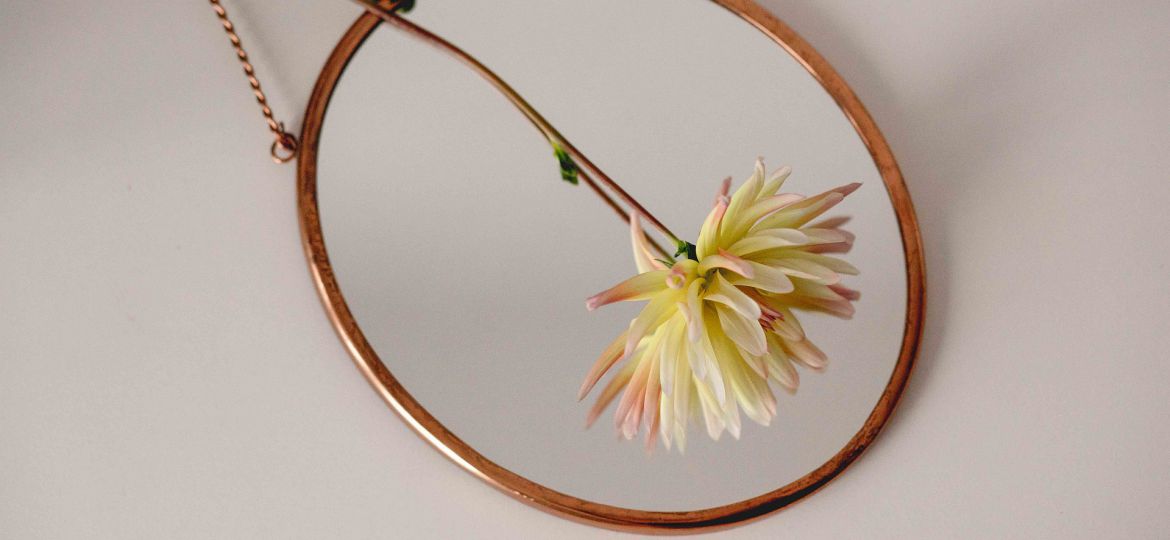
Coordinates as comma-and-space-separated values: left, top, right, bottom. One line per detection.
208, 0, 298, 163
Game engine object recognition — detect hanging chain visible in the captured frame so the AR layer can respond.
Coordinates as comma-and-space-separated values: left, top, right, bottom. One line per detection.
208, 0, 299, 163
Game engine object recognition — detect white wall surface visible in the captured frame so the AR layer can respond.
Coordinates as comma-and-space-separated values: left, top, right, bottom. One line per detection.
2, 1, 1167, 538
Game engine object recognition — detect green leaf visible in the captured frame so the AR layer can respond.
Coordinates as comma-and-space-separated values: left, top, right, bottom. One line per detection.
392, 0, 416, 13
551, 141, 579, 185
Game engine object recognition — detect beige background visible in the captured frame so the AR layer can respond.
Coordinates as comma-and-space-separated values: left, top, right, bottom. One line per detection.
2, 0, 1168, 538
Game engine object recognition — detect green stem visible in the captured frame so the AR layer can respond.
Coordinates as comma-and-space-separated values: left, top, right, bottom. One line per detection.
352, 0, 683, 258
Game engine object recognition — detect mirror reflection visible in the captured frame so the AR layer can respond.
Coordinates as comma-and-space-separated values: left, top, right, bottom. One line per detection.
316, 0, 907, 511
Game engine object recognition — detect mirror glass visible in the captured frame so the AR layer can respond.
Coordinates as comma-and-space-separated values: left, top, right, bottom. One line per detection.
315, 0, 907, 511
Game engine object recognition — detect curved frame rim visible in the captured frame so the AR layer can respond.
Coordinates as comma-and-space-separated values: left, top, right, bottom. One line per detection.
297, 1, 925, 532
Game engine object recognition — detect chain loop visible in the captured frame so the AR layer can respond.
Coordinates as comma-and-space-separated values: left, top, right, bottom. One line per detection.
208, 0, 299, 164
270, 125, 298, 164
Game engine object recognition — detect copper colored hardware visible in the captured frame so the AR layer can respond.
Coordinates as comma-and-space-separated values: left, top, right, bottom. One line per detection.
208, 0, 299, 163
297, 1, 925, 533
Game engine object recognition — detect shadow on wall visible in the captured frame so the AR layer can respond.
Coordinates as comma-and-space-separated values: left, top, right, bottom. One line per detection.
755, 0, 1108, 431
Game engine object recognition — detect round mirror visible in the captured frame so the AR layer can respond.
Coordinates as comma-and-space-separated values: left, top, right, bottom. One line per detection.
299, 0, 923, 530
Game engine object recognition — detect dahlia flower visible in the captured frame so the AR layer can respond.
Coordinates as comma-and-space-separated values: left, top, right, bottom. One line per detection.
579, 159, 861, 451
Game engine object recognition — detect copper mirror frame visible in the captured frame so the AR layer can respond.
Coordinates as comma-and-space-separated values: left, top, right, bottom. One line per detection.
296, 0, 924, 532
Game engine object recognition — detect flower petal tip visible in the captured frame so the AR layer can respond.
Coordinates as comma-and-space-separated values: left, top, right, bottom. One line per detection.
838, 182, 862, 196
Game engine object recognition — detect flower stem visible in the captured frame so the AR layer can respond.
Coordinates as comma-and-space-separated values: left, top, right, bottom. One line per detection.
354, 2, 680, 259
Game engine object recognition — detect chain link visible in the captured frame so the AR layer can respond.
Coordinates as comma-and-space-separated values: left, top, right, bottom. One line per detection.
208, 0, 298, 163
